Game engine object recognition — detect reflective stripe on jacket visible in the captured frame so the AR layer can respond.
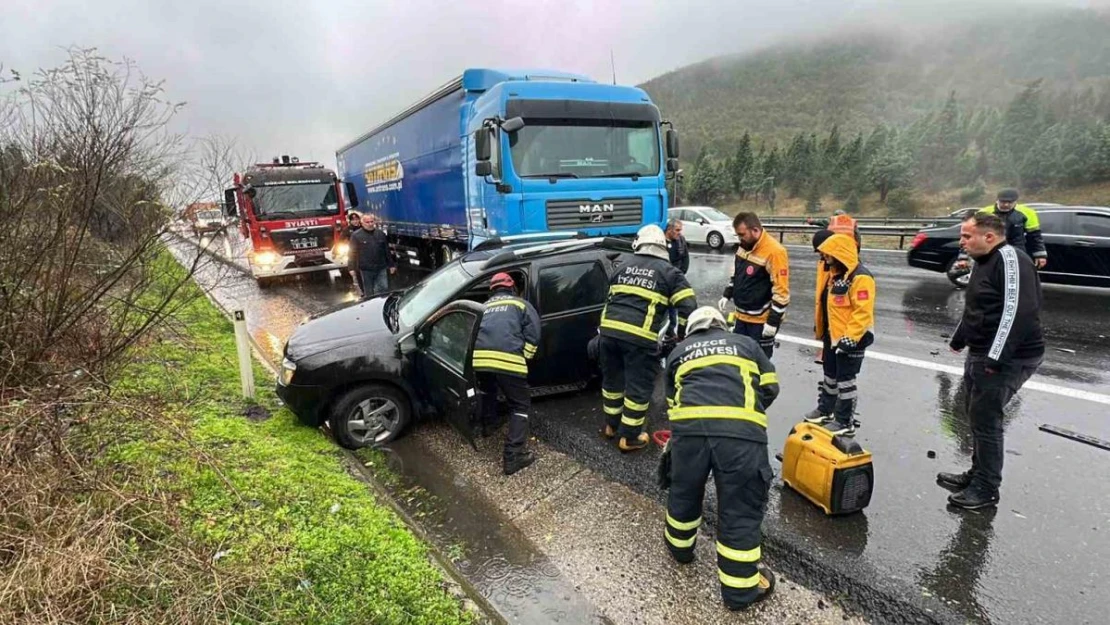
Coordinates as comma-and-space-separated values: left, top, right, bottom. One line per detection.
664, 328, 779, 444
472, 291, 541, 377
980, 204, 1047, 259
724, 231, 791, 327
600, 253, 697, 347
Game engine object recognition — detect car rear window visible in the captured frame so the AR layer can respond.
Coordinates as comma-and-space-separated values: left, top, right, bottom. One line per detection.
538, 261, 609, 315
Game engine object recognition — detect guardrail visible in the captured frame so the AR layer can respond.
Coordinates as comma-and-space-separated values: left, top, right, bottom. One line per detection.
759, 219, 945, 249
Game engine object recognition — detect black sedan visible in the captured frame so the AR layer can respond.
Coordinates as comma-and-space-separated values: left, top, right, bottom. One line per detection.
907, 206, 1110, 288
276, 236, 635, 448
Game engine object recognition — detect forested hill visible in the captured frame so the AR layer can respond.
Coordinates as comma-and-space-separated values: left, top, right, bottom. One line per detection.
641, 7, 1110, 155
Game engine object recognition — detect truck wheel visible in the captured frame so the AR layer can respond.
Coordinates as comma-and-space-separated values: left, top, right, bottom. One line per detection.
438, 244, 458, 267
707, 231, 725, 250
257, 276, 274, 289
330, 384, 411, 449
945, 258, 970, 289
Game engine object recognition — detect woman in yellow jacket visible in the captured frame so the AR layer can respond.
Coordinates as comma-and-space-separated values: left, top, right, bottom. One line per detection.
804, 231, 876, 436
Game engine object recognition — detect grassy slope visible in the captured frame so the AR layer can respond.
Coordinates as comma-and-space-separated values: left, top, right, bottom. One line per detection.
99, 269, 475, 623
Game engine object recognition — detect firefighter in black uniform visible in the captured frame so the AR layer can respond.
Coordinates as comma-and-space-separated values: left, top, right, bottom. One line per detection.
472, 272, 542, 476
600, 224, 697, 452
662, 306, 778, 610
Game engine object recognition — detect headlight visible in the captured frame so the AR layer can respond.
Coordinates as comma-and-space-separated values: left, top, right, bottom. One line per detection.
254, 250, 279, 266
334, 242, 349, 258
280, 357, 296, 385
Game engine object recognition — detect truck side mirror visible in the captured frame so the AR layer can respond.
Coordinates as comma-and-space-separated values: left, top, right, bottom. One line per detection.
666, 158, 680, 173
474, 129, 491, 162
666, 129, 680, 159
501, 117, 525, 133
476, 161, 493, 177
345, 181, 360, 208
223, 188, 237, 217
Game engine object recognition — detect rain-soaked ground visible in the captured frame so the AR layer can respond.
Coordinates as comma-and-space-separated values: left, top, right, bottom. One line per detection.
169, 232, 1110, 624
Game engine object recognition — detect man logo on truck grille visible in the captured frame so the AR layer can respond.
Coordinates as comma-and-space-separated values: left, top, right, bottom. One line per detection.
579, 203, 615, 214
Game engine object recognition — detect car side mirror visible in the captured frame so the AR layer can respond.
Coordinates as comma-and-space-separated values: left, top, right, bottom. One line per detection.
698, 219, 707, 225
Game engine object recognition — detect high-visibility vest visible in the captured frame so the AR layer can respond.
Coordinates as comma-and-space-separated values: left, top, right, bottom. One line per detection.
828, 214, 857, 236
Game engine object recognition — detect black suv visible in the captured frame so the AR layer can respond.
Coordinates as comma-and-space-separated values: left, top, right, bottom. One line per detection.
276, 236, 635, 448
907, 206, 1110, 288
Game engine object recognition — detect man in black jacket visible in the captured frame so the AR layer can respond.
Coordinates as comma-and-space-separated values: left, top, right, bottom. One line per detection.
665, 218, 690, 338
350, 213, 396, 297
473, 273, 542, 475
941, 212, 1044, 510
599, 224, 697, 452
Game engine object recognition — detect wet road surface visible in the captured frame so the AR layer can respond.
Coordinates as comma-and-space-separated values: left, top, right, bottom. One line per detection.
171, 234, 1110, 624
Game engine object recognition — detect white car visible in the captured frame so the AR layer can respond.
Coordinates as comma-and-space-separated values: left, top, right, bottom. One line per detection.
667, 206, 737, 250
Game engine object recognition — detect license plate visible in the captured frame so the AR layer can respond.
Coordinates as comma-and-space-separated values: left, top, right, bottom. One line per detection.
291, 237, 318, 250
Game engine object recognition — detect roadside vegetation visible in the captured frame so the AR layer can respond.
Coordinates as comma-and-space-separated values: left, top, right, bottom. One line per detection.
1, 50, 473, 624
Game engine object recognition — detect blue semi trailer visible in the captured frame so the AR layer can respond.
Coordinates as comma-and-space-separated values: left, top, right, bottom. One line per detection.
336, 68, 680, 268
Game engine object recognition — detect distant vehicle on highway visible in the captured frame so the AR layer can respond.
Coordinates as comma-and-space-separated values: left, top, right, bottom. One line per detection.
943, 203, 1063, 221
908, 206, 1110, 287
224, 156, 359, 288
277, 235, 637, 448
189, 208, 226, 236
336, 68, 681, 270
667, 206, 738, 249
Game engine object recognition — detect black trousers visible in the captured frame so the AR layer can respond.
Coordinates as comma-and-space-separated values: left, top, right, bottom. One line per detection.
599, 336, 659, 440
665, 436, 772, 609
476, 371, 531, 457
963, 353, 1040, 494
732, 320, 775, 358
816, 336, 866, 424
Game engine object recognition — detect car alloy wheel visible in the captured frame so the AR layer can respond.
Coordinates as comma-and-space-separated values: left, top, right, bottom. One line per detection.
346, 396, 400, 446
708, 231, 725, 250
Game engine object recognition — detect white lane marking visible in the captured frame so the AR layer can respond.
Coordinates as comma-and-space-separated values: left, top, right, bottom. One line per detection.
690, 245, 907, 258
776, 334, 1110, 406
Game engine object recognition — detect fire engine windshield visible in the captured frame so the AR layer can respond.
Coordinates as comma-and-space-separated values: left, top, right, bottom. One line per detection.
250, 183, 339, 219
509, 120, 659, 179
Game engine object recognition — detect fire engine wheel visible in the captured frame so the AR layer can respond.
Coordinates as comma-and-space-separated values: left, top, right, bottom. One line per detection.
707, 231, 725, 250
257, 276, 275, 289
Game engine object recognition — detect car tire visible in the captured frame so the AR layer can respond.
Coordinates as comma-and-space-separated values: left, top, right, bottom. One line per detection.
707, 231, 725, 250
945, 258, 970, 289
330, 384, 411, 449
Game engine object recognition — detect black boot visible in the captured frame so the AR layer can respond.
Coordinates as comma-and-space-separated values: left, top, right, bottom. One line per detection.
725, 565, 776, 611
948, 486, 1000, 510
936, 470, 972, 491
503, 450, 536, 476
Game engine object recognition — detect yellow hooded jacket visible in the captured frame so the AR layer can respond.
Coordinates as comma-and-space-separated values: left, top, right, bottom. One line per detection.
814, 233, 876, 347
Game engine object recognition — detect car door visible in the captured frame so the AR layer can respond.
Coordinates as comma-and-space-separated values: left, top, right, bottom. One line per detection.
1073, 211, 1110, 287
412, 300, 484, 446
1034, 210, 1074, 282
530, 258, 612, 389
683, 209, 708, 241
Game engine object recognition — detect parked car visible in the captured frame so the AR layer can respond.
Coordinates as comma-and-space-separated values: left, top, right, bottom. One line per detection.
667, 206, 737, 250
276, 235, 638, 448
908, 206, 1110, 288
190, 209, 226, 236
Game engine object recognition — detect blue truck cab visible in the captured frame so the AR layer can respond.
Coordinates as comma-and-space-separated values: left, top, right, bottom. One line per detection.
336, 68, 680, 269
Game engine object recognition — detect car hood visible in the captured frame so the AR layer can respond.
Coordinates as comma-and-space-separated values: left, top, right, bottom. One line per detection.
285, 295, 395, 361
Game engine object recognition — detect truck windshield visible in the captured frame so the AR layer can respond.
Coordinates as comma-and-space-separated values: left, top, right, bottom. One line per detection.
509, 120, 659, 179
397, 263, 471, 328
250, 183, 339, 218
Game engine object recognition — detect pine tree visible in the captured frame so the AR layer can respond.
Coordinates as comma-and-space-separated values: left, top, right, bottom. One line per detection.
868, 138, 914, 204
730, 132, 754, 197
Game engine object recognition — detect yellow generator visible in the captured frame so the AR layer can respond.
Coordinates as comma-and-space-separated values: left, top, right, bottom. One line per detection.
781, 422, 874, 515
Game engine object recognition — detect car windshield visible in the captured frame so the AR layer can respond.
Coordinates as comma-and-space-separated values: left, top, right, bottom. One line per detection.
509, 120, 659, 179
700, 207, 730, 221
250, 182, 338, 219
397, 262, 472, 328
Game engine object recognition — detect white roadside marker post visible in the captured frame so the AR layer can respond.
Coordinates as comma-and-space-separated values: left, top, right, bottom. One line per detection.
233, 309, 256, 400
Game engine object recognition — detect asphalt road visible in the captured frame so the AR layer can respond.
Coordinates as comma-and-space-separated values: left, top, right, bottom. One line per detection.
174, 236, 1110, 624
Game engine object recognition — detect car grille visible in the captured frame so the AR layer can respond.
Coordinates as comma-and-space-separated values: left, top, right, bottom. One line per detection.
270, 225, 335, 254
546, 198, 643, 230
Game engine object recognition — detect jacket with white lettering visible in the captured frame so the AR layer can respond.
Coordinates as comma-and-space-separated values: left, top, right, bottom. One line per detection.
600, 253, 697, 348
949, 243, 1044, 368
723, 231, 791, 327
472, 291, 541, 378
664, 328, 779, 444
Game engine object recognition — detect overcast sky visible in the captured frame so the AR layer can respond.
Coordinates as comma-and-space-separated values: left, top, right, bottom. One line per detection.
0, 0, 1097, 167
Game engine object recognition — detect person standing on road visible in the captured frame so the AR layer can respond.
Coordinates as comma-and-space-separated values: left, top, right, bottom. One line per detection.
954, 189, 1048, 273
665, 218, 690, 338
661, 306, 779, 611
345, 211, 364, 292
349, 213, 396, 298
807, 209, 861, 249
717, 212, 790, 358
804, 232, 876, 436
473, 273, 542, 476
599, 224, 697, 452
940, 212, 1044, 510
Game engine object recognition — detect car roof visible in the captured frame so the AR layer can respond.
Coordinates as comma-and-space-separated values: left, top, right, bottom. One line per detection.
669, 206, 717, 212
458, 237, 632, 274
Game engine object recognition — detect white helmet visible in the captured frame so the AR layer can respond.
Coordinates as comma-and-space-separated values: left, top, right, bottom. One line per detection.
686, 306, 728, 335
633, 224, 668, 259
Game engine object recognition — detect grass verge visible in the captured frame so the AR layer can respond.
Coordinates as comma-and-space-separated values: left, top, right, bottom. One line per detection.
0, 263, 476, 625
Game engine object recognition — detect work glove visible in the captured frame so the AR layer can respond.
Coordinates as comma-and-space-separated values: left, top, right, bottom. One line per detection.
656, 438, 672, 490
762, 324, 779, 339
717, 297, 731, 313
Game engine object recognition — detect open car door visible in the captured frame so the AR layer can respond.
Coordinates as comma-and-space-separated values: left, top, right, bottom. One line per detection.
411, 300, 484, 448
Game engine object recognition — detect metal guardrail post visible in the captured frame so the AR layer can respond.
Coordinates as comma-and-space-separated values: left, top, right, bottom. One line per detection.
233, 309, 256, 400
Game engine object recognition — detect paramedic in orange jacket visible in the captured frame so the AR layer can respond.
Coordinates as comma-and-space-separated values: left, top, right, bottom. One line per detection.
803, 231, 876, 437
717, 213, 790, 358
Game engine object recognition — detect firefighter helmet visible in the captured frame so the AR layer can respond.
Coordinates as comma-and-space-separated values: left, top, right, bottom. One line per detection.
633, 224, 668, 256
686, 306, 729, 335
490, 272, 515, 290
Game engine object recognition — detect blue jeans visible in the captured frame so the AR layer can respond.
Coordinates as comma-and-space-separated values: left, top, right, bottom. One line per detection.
360, 268, 389, 297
